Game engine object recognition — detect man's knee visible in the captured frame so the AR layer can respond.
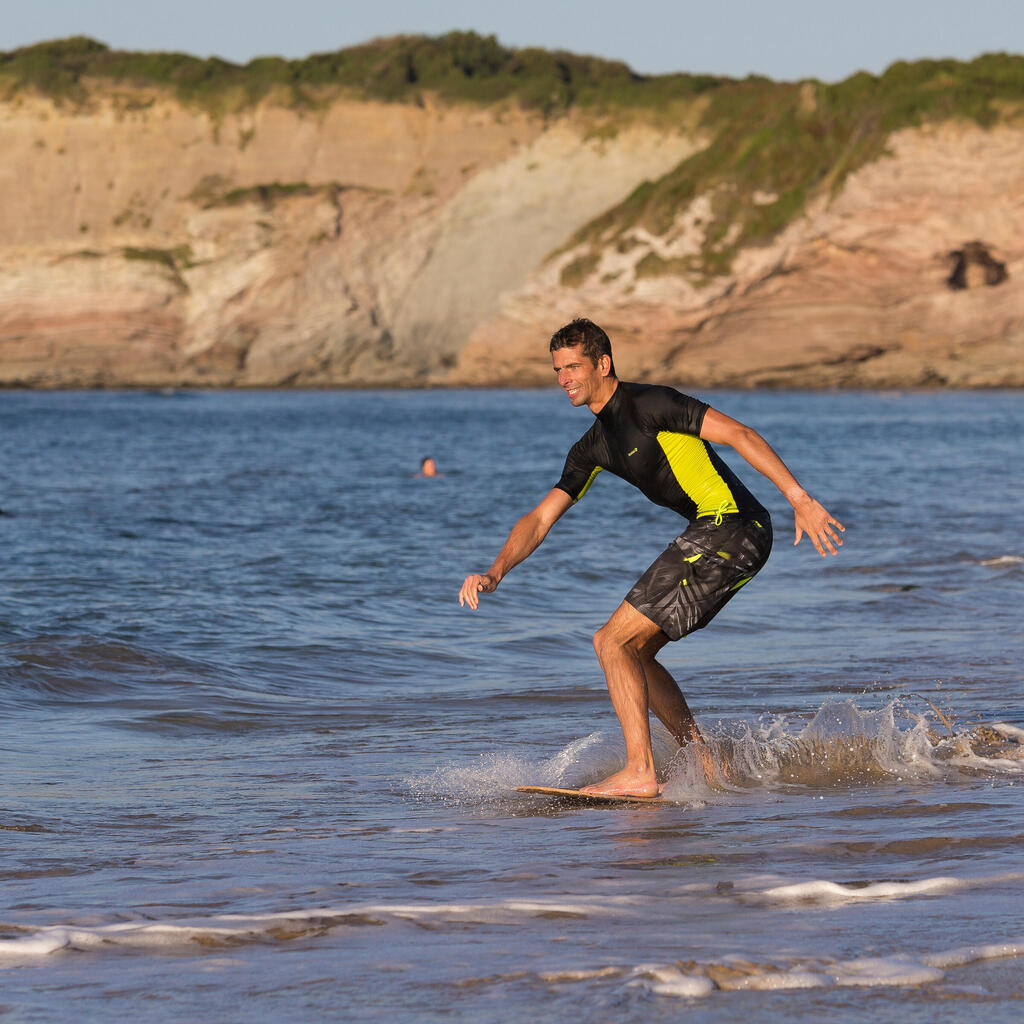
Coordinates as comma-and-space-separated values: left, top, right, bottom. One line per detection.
594, 620, 646, 662
593, 621, 627, 662
596, 604, 665, 660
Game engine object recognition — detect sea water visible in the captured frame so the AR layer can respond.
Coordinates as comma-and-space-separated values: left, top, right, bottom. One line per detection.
0, 388, 1021, 1022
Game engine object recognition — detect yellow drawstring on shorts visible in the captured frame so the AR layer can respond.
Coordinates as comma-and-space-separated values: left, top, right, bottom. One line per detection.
713, 500, 731, 526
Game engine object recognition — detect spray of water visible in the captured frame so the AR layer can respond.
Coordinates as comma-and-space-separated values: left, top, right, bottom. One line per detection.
407, 698, 1023, 805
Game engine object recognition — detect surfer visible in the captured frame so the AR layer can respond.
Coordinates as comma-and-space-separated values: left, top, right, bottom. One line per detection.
458, 318, 844, 797
419, 456, 439, 478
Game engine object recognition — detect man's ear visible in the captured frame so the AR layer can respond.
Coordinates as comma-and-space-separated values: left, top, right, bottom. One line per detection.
598, 354, 612, 377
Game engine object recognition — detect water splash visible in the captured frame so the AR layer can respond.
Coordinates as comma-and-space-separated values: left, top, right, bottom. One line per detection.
408, 698, 1023, 805
686, 698, 1023, 794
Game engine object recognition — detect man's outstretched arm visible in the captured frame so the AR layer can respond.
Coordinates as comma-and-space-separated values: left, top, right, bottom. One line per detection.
459, 488, 572, 609
700, 409, 845, 557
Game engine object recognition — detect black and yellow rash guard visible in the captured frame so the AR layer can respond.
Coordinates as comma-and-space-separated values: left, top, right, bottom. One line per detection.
555, 381, 767, 521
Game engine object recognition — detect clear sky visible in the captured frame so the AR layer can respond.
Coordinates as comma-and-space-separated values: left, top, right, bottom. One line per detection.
3, 0, 1022, 83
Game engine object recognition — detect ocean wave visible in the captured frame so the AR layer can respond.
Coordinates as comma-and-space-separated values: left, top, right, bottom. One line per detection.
623, 936, 1023, 997
0, 898, 628, 960
0, 635, 209, 703
735, 870, 1024, 907
978, 555, 1024, 568
2, 901, 1019, 1006
447, 936, 1024, 1000
0, 634, 362, 733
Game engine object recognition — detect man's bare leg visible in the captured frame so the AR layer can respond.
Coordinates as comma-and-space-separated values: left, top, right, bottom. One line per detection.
580, 602, 665, 797
637, 631, 704, 746
637, 632, 720, 783
580, 611, 719, 794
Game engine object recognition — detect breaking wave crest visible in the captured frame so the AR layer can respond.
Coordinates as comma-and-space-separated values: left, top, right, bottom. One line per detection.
2, 899, 1019, 1004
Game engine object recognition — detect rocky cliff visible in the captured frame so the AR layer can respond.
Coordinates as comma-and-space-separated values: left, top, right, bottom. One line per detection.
1, 39, 1021, 388
458, 122, 1024, 389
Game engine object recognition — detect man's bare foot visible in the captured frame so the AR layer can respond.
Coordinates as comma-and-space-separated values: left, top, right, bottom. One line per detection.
669, 739, 730, 788
579, 767, 661, 798
714, 746, 735, 785
694, 742, 717, 786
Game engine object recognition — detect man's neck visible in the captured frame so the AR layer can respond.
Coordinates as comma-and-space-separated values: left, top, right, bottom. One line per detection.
587, 377, 619, 416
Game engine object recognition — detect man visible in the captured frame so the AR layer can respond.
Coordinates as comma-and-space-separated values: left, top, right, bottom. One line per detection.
458, 318, 844, 797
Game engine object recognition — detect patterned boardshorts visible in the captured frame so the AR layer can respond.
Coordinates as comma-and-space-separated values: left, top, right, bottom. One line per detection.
625, 515, 773, 641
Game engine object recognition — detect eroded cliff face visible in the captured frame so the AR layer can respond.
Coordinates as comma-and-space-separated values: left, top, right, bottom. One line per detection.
452, 123, 1024, 389
0, 89, 1021, 388
0, 90, 699, 386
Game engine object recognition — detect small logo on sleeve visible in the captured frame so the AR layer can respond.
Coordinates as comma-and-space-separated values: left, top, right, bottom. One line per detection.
627, 447, 639, 457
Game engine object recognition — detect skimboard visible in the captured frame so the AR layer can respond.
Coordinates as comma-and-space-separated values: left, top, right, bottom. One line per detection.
516, 785, 662, 806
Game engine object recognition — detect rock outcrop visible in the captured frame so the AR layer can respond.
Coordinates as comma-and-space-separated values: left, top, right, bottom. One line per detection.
1, 80, 1021, 389
453, 123, 1024, 389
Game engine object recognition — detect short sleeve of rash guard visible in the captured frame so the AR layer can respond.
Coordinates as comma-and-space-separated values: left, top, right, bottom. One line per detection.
555, 439, 599, 502
646, 387, 709, 436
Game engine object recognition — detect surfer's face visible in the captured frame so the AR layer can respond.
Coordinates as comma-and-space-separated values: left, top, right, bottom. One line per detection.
552, 346, 609, 408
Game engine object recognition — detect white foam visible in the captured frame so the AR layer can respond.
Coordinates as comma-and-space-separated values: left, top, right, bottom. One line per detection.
627, 964, 715, 998
538, 966, 621, 982
0, 923, 239, 958
406, 750, 538, 799
979, 555, 1024, 567
829, 956, 945, 987
923, 940, 1024, 969
740, 871, 1024, 908
0, 897, 627, 961
0, 930, 72, 956
6, 899, 1023, 1012
751, 876, 962, 905
992, 722, 1024, 743
617, 937, 1024, 1000
406, 725, 682, 800
726, 970, 829, 991
947, 750, 1024, 771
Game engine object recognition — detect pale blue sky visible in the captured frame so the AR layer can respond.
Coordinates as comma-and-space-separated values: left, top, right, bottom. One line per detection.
4, 0, 1023, 82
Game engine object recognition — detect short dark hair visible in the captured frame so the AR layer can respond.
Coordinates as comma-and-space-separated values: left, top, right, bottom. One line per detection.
549, 317, 616, 378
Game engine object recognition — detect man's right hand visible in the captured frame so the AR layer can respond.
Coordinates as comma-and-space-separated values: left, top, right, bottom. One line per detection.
459, 573, 498, 610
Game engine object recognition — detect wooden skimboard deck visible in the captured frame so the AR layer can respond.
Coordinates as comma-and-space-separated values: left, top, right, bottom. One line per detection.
516, 785, 662, 806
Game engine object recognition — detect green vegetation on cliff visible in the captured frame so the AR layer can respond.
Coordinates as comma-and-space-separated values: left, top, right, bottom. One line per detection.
569, 53, 1024, 276
0, 32, 719, 114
